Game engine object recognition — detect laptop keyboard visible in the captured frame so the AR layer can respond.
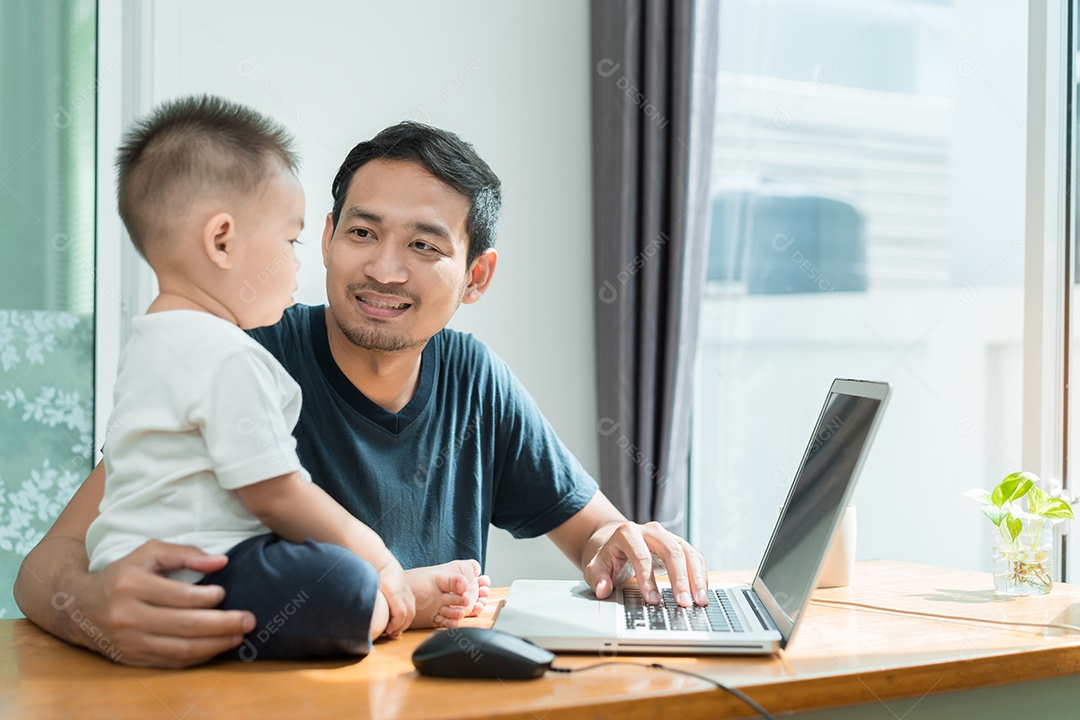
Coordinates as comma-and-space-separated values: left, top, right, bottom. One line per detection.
622, 587, 745, 632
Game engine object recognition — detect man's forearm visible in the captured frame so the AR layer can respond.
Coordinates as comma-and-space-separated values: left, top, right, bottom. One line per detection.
14, 535, 97, 650
547, 493, 628, 571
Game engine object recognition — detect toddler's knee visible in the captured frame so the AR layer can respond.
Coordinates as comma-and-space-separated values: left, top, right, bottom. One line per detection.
292, 541, 379, 597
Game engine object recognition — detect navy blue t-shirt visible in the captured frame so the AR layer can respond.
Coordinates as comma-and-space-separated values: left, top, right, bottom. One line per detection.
247, 304, 598, 570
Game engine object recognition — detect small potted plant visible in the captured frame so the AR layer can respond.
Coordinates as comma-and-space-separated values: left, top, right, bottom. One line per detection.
964, 471, 1074, 595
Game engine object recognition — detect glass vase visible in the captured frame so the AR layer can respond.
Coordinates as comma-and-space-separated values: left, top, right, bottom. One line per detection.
992, 520, 1054, 595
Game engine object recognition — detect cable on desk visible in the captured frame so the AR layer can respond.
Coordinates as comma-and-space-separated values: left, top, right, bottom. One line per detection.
548, 660, 777, 720
810, 598, 1080, 634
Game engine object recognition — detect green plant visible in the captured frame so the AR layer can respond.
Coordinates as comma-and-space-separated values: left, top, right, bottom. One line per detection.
965, 472, 1074, 594
964, 471, 1074, 540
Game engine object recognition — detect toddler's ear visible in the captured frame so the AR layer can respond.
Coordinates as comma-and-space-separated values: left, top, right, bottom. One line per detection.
203, 212, 237, 269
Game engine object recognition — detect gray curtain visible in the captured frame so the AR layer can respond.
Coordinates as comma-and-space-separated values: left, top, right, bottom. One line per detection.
591, 0, 718, 536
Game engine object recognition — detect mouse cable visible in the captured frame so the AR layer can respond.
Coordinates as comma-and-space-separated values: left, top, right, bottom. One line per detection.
548, 661, 776, 720
810, 598, 1080, 634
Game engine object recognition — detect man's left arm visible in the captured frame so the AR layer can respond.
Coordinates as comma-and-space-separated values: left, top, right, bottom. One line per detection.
472, 339, 707, 607
547, 492, 709, 608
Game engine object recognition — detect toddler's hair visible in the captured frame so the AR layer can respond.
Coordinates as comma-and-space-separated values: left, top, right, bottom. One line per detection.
116, 94, 298, 258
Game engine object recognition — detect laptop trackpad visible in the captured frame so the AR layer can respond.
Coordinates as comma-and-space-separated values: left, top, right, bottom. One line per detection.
493, 580, 615, 640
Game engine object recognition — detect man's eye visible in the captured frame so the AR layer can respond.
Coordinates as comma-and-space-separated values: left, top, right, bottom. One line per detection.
413, 241, 437, 253
351, 228, 371, 238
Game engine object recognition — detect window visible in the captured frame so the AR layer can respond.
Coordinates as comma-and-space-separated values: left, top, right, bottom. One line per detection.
690, 0, 1032, 576
0, 1, 97, 617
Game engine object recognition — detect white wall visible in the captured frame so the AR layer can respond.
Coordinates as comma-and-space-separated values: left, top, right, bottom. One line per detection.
142, 0, 595, 583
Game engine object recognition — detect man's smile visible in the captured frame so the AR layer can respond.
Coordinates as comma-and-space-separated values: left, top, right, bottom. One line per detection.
355, 290, 414, 319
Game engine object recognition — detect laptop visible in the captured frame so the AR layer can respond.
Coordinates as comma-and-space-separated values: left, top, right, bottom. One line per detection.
492, 378, 889, 655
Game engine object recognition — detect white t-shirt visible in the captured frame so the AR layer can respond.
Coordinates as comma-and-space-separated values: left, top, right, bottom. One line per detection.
86, 311, 308, 582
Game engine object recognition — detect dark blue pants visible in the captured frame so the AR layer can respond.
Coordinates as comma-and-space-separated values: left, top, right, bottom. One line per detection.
199, 533, 379, 661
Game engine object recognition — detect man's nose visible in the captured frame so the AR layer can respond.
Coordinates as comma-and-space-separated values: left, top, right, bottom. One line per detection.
363, 242, 409, 284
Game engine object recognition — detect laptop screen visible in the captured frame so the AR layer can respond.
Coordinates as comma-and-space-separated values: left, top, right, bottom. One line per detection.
753, 381, 887, 646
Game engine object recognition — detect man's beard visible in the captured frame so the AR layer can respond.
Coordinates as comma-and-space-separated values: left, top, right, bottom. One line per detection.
334, 281, 427, 353
336, 319, 426, 353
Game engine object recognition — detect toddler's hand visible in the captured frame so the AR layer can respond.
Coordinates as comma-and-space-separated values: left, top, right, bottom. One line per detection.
377, 557, 415, 637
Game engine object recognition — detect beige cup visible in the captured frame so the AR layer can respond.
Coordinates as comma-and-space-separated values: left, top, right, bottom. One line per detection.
816, 505, 857, 588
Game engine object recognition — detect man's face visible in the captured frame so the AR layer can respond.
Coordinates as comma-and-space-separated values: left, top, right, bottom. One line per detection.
322, 159, 474, 352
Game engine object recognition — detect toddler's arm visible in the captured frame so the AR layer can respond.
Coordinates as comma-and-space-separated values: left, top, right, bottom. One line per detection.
234, 473, 415, 636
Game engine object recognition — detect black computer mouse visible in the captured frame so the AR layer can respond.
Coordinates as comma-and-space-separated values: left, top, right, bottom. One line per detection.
411, 627, 555, 680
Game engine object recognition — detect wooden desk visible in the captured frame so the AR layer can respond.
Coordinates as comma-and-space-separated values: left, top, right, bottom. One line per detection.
3, 561, 1080, 719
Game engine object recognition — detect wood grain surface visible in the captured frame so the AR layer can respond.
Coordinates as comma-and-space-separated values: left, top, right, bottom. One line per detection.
3, 560, 1080, 719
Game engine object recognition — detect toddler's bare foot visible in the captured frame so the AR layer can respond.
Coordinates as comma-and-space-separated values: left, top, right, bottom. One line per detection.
406, 559, 491, 629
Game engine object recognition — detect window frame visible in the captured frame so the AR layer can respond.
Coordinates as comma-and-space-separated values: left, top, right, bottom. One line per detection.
94, 0, 158, 459
1024, 0, 1074, 580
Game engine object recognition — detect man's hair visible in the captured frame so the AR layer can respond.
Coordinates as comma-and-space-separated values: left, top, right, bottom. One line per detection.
116, 94, 298, 258
330, 121, 501, 267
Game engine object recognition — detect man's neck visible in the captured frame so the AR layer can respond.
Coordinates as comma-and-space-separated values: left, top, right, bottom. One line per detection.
323, 307, 425, 413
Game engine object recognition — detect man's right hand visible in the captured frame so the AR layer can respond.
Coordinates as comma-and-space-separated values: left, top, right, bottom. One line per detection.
69, 540, 255, 668
14, 461, 255, 668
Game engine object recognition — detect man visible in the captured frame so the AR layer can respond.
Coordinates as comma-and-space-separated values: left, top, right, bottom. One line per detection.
14, 121, 708, 668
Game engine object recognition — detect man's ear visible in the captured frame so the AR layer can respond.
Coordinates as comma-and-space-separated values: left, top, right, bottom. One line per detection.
321, 213, 335, 268
202, 212, 236, 270
462, 249, 497, 305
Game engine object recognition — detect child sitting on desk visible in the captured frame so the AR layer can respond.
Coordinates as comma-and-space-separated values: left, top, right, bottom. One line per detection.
85, 95, 487, 662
